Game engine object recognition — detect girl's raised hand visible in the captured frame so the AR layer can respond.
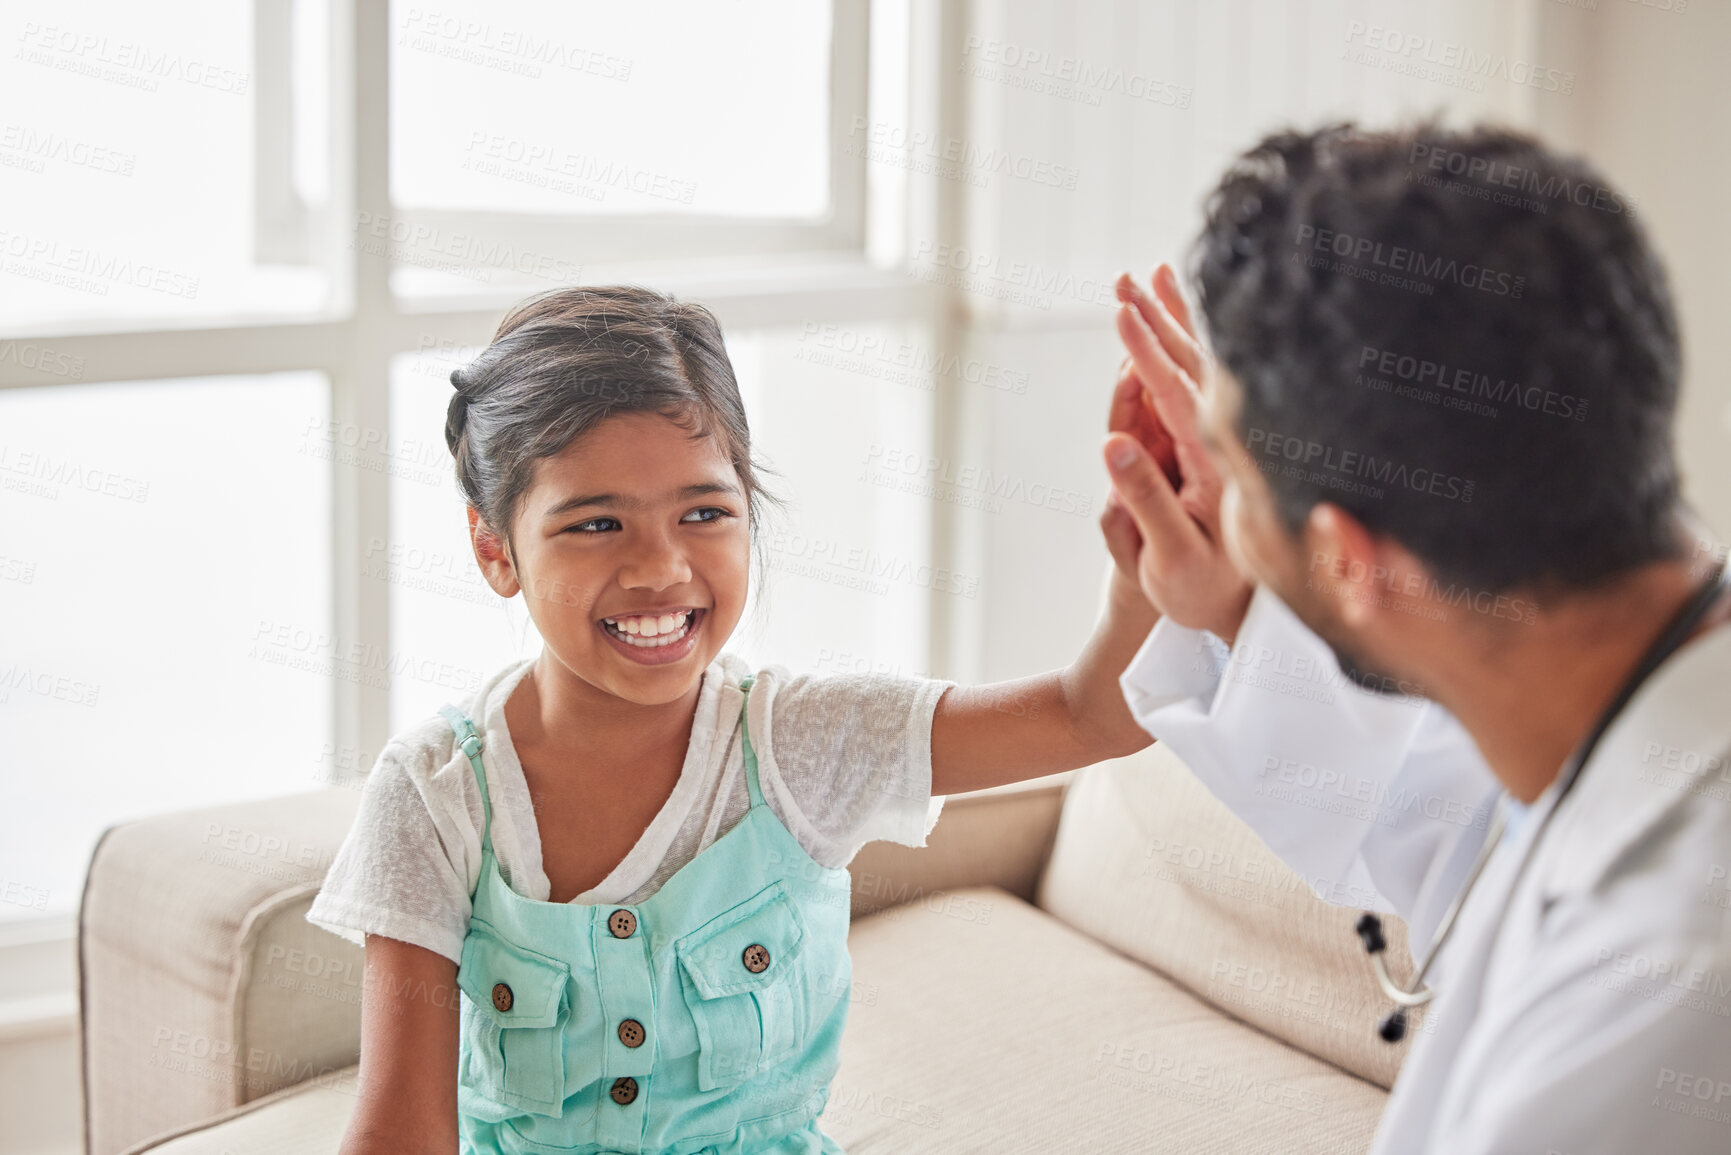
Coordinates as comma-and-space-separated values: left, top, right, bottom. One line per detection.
1106, 343, 1181, 490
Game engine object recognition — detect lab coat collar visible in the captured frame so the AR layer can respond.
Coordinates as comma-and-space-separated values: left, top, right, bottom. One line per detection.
1532, 623, 1731, 906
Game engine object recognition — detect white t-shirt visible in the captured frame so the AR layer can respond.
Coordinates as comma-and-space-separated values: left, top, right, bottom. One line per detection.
307, 650, 955, 965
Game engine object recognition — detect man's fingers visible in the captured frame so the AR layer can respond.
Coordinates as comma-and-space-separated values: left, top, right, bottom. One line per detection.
1116, 304, 1207, 458
1153, 263, 1199, 342
1115, 272, 1168, 344
1118, 267, 1205, 382
1149, 270, 1205, 382
1173, 435, 1226, 535
1103, 432, 1203, 556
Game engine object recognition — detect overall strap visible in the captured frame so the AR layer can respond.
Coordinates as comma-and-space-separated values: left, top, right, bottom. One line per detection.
438, 704, 494, 854
738, 675, 766, 809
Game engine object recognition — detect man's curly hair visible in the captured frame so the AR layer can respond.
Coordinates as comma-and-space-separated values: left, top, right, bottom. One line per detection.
1190, 121, 1683, 594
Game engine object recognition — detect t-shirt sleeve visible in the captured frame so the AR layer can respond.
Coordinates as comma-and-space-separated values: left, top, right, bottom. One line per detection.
747, 667, 956, 868
305, 737, 479, 966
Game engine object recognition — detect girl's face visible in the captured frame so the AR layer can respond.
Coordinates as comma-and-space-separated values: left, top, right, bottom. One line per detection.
480, 411, 751, 706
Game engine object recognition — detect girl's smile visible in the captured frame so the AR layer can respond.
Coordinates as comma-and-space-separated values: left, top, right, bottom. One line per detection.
598, 606, 707, 665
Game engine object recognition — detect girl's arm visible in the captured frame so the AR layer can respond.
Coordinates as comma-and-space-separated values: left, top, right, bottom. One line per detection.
930, 564, 1158, 795
340, 934, 461, 1155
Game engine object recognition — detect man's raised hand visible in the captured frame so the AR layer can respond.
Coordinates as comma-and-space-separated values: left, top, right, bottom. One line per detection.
1099, 264, 1253, 644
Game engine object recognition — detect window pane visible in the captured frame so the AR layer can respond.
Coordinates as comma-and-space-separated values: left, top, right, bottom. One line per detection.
726, 323, 937, 677
387, 351, 541, 730
0, 1, 334, 332
390, 0, 832, 218
0, 374, 331, 924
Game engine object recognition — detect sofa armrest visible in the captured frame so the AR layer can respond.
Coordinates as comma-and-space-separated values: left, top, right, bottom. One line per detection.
80, 789, 364, 1155
847, 775, 1070, 917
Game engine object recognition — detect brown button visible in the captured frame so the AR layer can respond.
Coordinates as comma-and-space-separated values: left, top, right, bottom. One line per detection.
608, 909, 637, 938
742, 944, 771, 973
617, 1018, 645, 1048
491, 983, 513, 1013
610, 1076, 638, 1105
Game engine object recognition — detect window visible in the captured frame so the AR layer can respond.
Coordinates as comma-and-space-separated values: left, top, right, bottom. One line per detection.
391, 1, 835, 219
1, 0, 333, 330
387, 0, 869, 285
0, 374, 331, 920
0, 0, 922, 928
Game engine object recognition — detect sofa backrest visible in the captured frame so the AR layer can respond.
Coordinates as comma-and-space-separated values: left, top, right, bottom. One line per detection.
1036, 744, 1421, 1090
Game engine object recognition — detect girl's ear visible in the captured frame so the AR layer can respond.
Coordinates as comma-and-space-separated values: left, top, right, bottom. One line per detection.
467, 506, 521, 598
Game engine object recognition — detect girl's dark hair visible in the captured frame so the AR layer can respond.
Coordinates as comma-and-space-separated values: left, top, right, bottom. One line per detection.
443, 285, 782, 565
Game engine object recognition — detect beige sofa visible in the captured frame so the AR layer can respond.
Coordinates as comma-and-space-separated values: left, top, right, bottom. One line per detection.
79, 743, 1422, 1154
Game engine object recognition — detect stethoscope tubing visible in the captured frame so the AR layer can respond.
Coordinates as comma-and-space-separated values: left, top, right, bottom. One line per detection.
1370, 796, 1509, 1009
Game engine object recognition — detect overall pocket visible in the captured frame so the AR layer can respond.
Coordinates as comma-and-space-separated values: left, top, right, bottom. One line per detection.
675, 880, 812, 1093
457, 921, 573, 1117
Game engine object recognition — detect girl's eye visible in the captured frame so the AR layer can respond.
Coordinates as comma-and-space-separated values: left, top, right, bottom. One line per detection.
682, 507, 733, 524
567, 517, 621, 534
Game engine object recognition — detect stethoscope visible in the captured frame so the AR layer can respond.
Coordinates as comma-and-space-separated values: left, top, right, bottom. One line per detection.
1356, 558, 1731, 1043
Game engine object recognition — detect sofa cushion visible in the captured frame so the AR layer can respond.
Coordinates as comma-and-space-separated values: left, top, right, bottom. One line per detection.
1037, 746, 1422, 1090
127, 885, 1387, 1154
823, 885, 1386, 1152
119, 1068, 357, 1154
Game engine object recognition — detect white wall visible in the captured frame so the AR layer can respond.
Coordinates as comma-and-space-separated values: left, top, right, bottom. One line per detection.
1534, 0, 1731, 545
944, 0, 1730, 682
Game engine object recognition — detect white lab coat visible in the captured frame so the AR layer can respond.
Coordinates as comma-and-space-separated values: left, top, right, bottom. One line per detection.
1120, 586, 1731, 1154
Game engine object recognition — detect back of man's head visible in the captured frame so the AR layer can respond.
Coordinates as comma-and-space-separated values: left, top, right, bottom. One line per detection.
1191, 122, 1683, 594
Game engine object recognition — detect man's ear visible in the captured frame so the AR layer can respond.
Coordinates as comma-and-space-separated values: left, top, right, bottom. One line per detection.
1303, 503, 1442, 631
1302, 502, 1386, 630
467, 506, 521, 598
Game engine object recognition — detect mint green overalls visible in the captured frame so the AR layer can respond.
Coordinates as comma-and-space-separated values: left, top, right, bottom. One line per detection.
438, 676, 853, 1154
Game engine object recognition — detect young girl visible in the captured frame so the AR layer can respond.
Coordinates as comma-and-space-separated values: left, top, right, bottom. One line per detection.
308, 285, 1158, 1154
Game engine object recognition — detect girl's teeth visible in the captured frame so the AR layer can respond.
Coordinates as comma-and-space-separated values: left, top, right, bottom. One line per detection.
604, 611, 694, 648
